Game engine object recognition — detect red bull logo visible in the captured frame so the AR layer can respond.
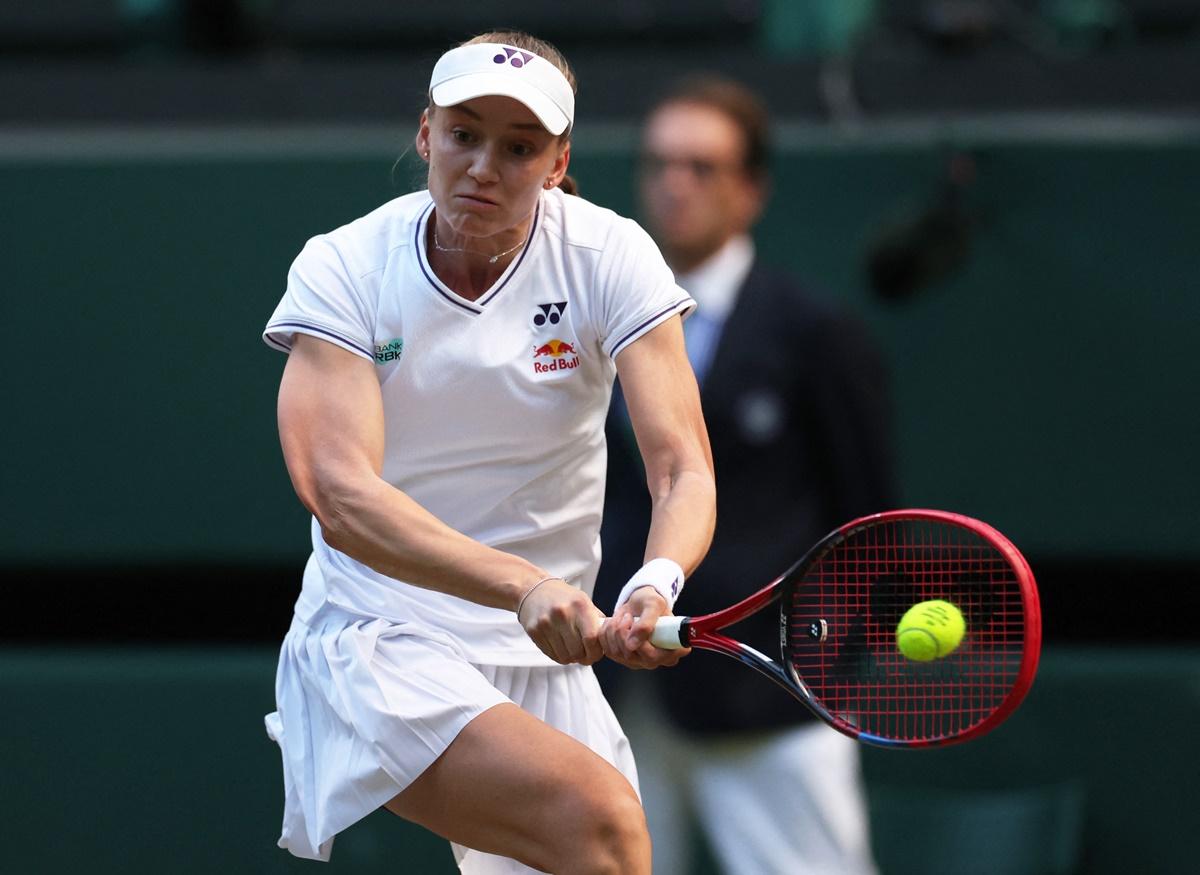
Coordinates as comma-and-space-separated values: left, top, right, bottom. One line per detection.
532, 338, 580, 374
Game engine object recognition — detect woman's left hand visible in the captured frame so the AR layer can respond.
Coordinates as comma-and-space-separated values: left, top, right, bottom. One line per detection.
600, 588, 690, 669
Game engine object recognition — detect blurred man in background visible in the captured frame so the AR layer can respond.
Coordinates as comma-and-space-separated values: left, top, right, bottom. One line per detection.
598, 76, 895, 875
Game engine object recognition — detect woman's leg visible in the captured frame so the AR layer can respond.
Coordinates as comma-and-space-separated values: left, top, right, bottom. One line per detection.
385, 702, 651, 875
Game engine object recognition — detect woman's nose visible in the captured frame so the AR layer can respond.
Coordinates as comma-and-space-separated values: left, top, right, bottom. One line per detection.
468, 148, 500, 183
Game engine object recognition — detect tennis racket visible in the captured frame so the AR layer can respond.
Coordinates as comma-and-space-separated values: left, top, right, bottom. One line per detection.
651, 509, 1041, 748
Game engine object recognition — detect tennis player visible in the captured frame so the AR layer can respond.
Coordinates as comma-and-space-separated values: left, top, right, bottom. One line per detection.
261, 30, 715, 875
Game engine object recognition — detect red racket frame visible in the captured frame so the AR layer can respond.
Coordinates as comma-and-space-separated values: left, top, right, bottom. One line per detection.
668, 509, 1042, 748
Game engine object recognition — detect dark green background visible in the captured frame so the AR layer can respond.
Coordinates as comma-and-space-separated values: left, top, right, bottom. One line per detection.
4, 131, 1197, 564
3, 128, 1198, 874
3, 646, 1192, 874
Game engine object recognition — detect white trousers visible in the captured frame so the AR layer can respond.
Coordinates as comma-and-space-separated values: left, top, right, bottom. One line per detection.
616, 674, 879, 875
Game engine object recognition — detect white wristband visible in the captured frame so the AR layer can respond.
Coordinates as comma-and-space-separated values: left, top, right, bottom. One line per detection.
613, 558, 685, 613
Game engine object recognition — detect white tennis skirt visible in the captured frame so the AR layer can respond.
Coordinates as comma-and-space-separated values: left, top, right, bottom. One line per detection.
264, 604, 638, 871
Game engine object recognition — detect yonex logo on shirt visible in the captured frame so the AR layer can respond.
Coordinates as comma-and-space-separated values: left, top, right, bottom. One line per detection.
374, 338, 404, 363
533, 301, 567, 327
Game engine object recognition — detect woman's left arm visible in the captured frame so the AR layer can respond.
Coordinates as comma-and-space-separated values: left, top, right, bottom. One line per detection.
602, 315, 716, 668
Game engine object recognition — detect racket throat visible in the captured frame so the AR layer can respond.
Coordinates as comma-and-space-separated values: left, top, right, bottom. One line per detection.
694, 631, 794, 692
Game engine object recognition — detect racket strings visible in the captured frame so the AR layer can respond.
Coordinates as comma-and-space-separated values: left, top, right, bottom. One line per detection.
785, 519, 1029, 744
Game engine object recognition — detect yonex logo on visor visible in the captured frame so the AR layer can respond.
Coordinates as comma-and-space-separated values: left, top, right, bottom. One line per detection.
430, 42, 574, 136
494, 47, 534, 67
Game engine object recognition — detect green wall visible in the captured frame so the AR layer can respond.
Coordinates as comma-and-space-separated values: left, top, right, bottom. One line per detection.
4, 646, 1195, 873
0, 647, 457, 874
3, 128, 1197, 564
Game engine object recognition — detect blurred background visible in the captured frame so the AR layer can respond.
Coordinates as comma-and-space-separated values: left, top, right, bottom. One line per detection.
2, 1, 1198, 872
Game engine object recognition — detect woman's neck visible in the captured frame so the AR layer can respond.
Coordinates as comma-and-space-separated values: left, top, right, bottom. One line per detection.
426, 209, 534, 301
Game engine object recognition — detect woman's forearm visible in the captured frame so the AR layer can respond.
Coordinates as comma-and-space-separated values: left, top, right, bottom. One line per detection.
307, 471, 546, 612
641, 463, 716, 576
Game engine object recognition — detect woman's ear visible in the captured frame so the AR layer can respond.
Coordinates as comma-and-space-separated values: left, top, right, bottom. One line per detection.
546, 141, 571, 188
415, 109, 432, 162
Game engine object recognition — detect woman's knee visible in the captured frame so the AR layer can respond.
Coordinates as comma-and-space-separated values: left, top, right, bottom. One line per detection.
551, 778, 650, 875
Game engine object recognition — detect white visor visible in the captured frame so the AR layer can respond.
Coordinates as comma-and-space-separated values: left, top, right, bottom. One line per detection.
429, 43, 574, 136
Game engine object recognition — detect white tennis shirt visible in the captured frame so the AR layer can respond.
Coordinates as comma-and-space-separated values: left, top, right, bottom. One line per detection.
264, 187, 694, 665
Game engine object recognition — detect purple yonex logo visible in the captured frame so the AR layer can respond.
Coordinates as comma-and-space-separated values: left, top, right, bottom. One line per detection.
493, 46, 534, 68
672, 577, 680, 598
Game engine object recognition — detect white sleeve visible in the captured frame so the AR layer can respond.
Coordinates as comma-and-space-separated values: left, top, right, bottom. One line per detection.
594, 218, 695, 360
262, 235, 375, 361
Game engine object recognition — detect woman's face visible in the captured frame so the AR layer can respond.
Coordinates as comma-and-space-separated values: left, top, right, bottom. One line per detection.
418, 96, 570, 240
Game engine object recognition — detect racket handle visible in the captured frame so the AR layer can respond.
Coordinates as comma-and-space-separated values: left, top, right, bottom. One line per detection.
650, 616, 687, 649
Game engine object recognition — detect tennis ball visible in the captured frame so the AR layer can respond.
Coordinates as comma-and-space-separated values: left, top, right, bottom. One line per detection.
896, 600, 965, 662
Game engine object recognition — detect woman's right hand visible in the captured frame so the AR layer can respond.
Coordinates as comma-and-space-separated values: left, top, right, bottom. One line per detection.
600, 587, 690, 670
517, 577, 607, 666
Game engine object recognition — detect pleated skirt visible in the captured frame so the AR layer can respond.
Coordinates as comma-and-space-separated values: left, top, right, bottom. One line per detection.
264, 604, 637, 870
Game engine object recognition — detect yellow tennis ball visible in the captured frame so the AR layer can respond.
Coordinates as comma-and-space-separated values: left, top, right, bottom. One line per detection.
896, 600, 965, 662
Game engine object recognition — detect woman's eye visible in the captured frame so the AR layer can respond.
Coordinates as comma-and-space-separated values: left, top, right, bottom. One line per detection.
452, 130, 471, 143
511, 143, 533, 157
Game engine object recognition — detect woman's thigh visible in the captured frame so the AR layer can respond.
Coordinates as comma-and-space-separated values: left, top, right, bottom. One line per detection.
385, 702, 647, 874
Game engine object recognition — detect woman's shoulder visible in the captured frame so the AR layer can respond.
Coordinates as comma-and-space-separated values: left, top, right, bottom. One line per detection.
542, 187, 646, 254
301, 190, 432, 276
326, 190, 431, 248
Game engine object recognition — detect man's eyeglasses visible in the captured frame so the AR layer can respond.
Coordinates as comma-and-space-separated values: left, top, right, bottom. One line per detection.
639, 152, 745, 182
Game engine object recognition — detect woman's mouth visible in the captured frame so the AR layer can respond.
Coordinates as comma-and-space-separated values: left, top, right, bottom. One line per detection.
458, 193, 499, 207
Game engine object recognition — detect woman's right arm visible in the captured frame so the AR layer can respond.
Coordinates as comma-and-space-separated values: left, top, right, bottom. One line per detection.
277, 333, 604, 663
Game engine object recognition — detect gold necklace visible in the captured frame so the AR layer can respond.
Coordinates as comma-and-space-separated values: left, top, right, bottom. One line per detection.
433, 226, 529, 264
